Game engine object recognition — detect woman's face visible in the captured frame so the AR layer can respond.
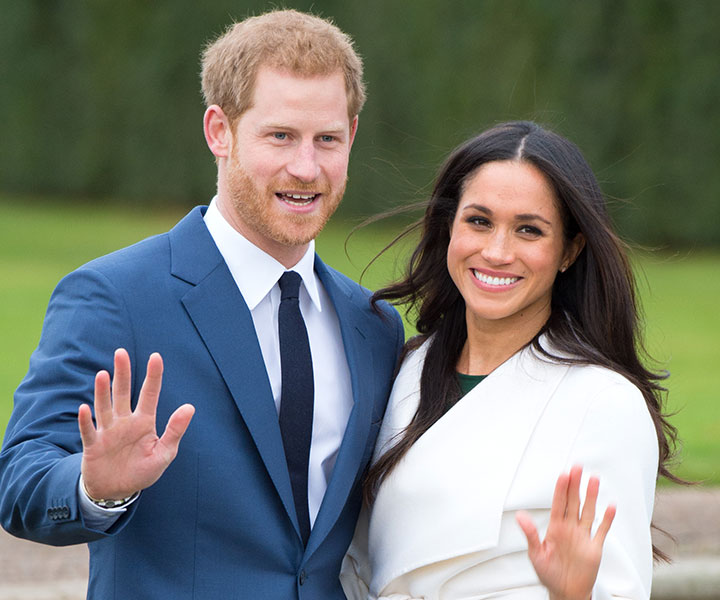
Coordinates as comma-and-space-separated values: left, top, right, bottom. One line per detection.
446, 160, 583, 335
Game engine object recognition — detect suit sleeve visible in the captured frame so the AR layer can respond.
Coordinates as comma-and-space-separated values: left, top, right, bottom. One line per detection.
565, 378, 659, 600
0, 266, 139, 545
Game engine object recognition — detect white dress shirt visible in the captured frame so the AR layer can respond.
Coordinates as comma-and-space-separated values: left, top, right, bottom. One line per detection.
203, 197, 353, 526
80, 199, 353, 530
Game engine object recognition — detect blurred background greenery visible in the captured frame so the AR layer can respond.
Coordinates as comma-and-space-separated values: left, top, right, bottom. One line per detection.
2, 0, 719, 245
1, 1, 718, 482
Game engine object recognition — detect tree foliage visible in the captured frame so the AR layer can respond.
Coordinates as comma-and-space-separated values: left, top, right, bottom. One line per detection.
1, 0, 718, 246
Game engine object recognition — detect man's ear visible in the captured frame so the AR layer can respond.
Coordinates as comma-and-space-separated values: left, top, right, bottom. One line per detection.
203, 105, 232, 159
348, 115, 359, 150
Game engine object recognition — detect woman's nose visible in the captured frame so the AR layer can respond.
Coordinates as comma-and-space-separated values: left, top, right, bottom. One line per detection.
481, 231, 513, 265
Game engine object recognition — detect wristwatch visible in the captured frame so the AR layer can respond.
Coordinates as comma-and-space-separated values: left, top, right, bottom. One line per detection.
83, 480, 140, 509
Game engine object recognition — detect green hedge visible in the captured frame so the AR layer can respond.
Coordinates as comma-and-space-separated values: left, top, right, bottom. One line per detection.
2, 1, 719, 246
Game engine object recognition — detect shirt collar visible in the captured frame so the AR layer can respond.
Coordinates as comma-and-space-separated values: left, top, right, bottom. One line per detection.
204, 197, 322, 311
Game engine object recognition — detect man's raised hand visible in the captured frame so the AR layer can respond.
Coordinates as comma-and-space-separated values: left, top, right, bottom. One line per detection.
78, 349, 195, 501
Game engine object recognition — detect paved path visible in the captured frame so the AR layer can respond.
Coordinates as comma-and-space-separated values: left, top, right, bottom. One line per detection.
0, 487, 718, 599
650, 487, 720, 599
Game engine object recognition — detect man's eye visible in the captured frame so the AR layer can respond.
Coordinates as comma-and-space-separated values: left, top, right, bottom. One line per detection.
320, 135, 335, 143
273, 132, 287, 140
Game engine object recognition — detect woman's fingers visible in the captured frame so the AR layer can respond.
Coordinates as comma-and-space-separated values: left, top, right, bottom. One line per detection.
594, 504, 616, 544
566, 464, 583, 520
549, 471, 570, 525
516, 510, 541, 555
558, 466, 615, 542
580, 475, 599, 531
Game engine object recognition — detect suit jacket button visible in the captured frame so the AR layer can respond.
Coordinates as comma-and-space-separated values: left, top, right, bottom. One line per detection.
298, 570, 307, 585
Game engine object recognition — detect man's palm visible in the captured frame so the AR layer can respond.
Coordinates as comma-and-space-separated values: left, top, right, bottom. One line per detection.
79, 349, 194, 500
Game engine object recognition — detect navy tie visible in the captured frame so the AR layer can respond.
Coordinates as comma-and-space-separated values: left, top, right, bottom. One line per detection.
278, 271, 314, 546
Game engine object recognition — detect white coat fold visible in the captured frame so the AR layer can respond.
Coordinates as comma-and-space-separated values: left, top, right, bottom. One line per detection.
341, 337, 658, 600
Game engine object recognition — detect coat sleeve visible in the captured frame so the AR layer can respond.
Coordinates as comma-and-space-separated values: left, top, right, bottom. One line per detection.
340, 345, 424, 600
340, 505, 372, 600
341, 507, 423, 600
0, 266, 139, 545
565, 376, 659, 600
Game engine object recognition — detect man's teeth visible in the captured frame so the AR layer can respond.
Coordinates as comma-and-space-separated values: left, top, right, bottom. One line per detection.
279, 193, 317, 205
473, 270, 519, 286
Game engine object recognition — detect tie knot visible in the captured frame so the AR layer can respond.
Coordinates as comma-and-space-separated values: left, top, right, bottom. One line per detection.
279, 271, 302, 301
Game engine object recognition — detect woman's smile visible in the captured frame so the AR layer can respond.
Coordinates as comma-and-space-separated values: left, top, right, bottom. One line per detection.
471, 268, 521, 289
446, 159, 583, 337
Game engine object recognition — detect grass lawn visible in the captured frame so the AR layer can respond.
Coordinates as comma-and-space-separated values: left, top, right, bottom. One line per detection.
634, 252, 720, 485
1, 199, 717, 485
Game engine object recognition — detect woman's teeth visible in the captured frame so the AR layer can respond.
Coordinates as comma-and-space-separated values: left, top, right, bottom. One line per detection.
473, 270, 519, 286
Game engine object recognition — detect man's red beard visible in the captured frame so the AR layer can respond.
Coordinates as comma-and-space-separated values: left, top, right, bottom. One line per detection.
225, 160, 346, 248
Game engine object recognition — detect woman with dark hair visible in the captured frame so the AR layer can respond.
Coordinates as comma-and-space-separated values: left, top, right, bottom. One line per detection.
341, 121, 677, 599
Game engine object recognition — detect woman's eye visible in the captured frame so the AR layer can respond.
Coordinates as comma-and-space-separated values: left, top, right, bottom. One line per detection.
468, 216, 490, 227
518, 225, 542, 236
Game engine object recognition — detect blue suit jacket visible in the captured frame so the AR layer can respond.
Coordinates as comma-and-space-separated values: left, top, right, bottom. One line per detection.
0, 207, 404, 599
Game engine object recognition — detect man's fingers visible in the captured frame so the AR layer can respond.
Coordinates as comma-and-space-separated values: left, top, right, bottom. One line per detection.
516, 510, 541, 555
594, 504, 616, 544
136, 353, 164, 417
580, 475, 599, 530
111, 348, 133, 416
158, 404, 195, 461
566, 464, 583, 520
549, 472, 569, 524
78, 403, 97, 447
94, 370, 112, 429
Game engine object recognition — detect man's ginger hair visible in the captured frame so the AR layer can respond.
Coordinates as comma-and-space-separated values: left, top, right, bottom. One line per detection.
201, 9, 365, 123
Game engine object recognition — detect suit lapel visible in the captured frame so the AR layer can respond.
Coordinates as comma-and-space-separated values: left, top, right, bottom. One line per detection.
169, 217, 380, 549
306, 258, 375, 554
169, 208, 295, 524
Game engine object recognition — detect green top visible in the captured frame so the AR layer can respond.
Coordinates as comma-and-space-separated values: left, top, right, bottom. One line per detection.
457, 372, 487, 396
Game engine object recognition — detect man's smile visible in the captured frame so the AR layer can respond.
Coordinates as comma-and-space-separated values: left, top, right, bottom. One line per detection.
276, 192, 320, 206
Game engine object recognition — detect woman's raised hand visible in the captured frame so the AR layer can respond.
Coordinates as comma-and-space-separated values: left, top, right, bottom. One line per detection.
515, 465, 616, 600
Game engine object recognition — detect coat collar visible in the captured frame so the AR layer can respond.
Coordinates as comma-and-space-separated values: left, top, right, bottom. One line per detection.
367, 338, 571, 595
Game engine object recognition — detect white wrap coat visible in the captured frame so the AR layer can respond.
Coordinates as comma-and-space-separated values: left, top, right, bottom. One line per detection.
341, 339, 658, 599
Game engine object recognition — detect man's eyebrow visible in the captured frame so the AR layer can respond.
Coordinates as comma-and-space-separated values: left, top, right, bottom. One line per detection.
259, 122, 348, 133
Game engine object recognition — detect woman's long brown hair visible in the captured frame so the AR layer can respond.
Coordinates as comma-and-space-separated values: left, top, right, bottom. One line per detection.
365, 121, 683, 561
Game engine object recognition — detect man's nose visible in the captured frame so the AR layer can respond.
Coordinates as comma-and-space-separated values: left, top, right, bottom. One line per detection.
286, 141, 321, 183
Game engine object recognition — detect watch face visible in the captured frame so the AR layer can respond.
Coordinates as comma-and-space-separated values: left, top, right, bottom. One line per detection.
93, 491, 139, 509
